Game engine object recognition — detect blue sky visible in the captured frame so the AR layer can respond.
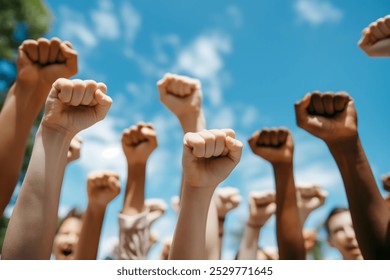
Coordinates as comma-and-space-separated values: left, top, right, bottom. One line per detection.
10, 0, 390, 259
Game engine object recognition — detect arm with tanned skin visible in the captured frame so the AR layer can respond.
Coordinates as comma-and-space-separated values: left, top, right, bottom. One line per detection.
157, 73, 220, 259
237, 191, 276, 260
248, 128, 305, 259
169, 129, 243, 259
295, 91, 390, 259
75, 171, 120, 260
1, 78, 112, 259
0, 38, 77, 216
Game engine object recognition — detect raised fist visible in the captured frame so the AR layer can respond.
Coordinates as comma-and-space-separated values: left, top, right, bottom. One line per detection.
358, 15, 390, 57
87, 171, 121, 207
295, 92, 358, 145
157, 73, 203, 118
296, 185, 327, 222
145, 199, 167, 225
121, 122, 158, 163
248, 128, 293, 164
248, 191, 276, 227
67, 135, 83, 164
182, 129, 243, 189
382, 173, 390, 192
214, 187, 242, 218
17, 38, 77, 88
42, 78, 112, 136
160, 237, 172, 260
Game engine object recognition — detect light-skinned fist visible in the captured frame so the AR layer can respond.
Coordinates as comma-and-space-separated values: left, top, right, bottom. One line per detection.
358, 15, 390, 57
67, 135, 83, 164
17, 38, 78, 89
215, 187, 242, 218
296, 185, 327, 222
248, 191, 276, 228
145, 199, 168, 225
87, 171, 121, 208
42, 78, 112, 136
121, 122, 158, 163
295, 92, 357, 145
248, 128, 293, 164
182, 129, 243, 189
171, 196, 180, 214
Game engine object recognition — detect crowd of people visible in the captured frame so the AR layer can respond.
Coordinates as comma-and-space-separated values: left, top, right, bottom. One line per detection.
0, 15, 390, 260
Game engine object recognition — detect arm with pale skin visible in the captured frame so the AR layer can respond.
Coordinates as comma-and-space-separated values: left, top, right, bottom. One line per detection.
296, 185, 327, 227
248, 128, 305, 260
169, 129, 243, 260
237, 191, 276, 260
0, 38, 77, 216
1, 78, 112, 259
358, 15, 390, 57
214, 187, 241, 256
157, 73, 219, 259
67, 135, 82, 164
295, 91, 390, 259
75, 171, 120, 260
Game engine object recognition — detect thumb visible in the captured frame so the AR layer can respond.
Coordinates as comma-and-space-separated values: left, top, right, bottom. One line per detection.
94, 89, 112, 120
225, 136, 243, 165
295, 93, 311, 128
60, 43, 78, 76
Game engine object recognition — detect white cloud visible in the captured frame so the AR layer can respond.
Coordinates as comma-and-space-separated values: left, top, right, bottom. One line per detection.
91, 9, 120, 40
207, 107, 236, 129
121, 1, 142, 44
294, 0, 343, 25
227, 6, 243, 28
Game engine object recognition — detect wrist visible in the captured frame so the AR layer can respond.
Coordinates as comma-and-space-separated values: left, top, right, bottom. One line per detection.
326, 135, 360, 154
87, 201, 107, 214
247, 221, 263, 229
179, 110, 205, 133
38, 124, 74, 144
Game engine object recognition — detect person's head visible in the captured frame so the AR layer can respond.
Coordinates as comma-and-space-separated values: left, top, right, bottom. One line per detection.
52, 208, 83, 260
303, 229, 317, 252
325, 207, 362, 260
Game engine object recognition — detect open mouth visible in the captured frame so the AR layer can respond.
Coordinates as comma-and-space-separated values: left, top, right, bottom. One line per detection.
61, 248, 73, 257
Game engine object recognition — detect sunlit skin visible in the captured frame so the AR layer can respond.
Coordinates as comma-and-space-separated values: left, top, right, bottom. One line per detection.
53, 217, 82, 260
328, 211, 362, 260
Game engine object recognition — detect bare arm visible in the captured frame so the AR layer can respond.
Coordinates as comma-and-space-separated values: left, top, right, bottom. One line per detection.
1, 78, 111, 259
295, 91, 390, 259
238, 191, 276, 260
169, 129, 243, 259
248, 128, 305, 259
75, 171, 120, 260
358, 15, 390, 57
0, 38, 77, 215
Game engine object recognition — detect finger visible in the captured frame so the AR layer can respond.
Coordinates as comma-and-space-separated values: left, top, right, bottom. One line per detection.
269, 128, 279, 147
277, 128, 288, 144
370, 23, 385, 39
37, 38, 50, 65
80, 80, 97, 105
48, 37, 61, 63
140, 126, 157, 145
378, 20, 390, 36
157, 73, 173, 92
55, 79, 74, 103
221, 128, 235, 139
198, 130, 216, 158
259, 130, 270, 146
209, 129, 226, 156
294, 93, 311, 127
184, 132, 206, 158
122, 129, 131, 146
97, 82, 107, 94
69, 80, 85, 106
322, 93, 335, 116
334, 93, 350, 112
311, 92, 325, 115
94, 89, 112, 121
248, 130, 260, 151
129, 127, 138, 145
225, 136, 243, 164
22, 40, 39, 61
60, 43, 78, 76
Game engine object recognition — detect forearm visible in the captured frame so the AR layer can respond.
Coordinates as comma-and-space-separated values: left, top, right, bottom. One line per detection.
75, 204, 106, 260
205, 200, 220, 259
0, 82, 46, 214
179, 111, 205, 134
273, 163, 305, 260
122, 162, 146, 215
237, 224, 261, 260
218, 216, 225, 258
2, 125, 71, 259
170, 185, 214, 260
328, 137, 390, 259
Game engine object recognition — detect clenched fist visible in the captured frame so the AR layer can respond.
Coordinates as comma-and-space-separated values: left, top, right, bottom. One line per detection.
182, 129, 243, 189
171, 196, 180, 214
296, 185, 327, 223
248, 128, 293, 164
248, 191, 276, 228
17, 38, 77, 89
295, 92, 357, 145
87, 171, 121, 207
215, 187, 242, 218
67, 135, 83, 164
42, 78, 112, 136
157, 73, 202, 117
145, 199, 168, 225
358, 15, 390, 57
121, 122, 158, 163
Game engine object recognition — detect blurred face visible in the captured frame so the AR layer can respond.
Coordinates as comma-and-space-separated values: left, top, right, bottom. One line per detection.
53, 217, 82, 260
328, 211, 362, 260
303, 229, 317, 252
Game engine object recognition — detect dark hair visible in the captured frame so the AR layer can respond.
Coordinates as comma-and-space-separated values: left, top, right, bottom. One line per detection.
325, 207, 349, 236
56, 208, 84, 233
